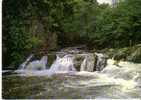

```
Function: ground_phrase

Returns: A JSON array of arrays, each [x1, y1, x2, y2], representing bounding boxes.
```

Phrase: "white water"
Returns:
[[21, 56, 47, 70], [19, 54, 34, 69], [62, 59, 141, 98], [16, 54, 77, 76], [80, 54, 95, 72], [47, 55, 76, 76], [11, 49, 141, 98], [16, 56, 48, 76]]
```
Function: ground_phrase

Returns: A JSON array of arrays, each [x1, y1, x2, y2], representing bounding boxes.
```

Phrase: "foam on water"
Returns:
[[19, 54, 34, 69], [8, 53, 141, 98], [16, 54, 77, 76]]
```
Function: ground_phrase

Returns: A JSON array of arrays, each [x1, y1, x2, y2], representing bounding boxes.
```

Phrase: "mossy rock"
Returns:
[[101, 48, 116, 58], [47, 54, 56, 67], [101, 44, 141, 63], [113, 47, 131, 60], [127, 47, 141, 63]]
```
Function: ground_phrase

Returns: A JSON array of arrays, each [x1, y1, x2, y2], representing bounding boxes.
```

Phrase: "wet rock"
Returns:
[[127, 47, 141, 63], [94, 53, 107, 71], [102, 44, 141, 63], [73, 54, 85, 71], [80, 54, 95, 72], [73, 52, 107, 72]]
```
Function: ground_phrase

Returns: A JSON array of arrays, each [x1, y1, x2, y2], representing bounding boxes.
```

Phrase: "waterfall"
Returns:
[[16, 52, 77, 76], [17, 49, 107, 76], [80, 54, 95, 72], [6, 47, 141, 98], [94, 53, 107, 71], [19, 54, 34, 70], [19, 56, 47, 71], [48, 55, 76, 75], [80, 53, 107, 72]]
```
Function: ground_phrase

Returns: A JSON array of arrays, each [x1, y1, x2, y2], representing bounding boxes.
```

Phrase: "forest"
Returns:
[[2, 0, 141, 99], [2, 0, 141, 69]]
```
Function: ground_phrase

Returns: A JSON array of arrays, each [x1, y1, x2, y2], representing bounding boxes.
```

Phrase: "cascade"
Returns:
[[48, 54, 76, 75], [5, 47, 141, 98], [80, 54, 95, 72], [19, 56, 47, 71], [94, 53, 107, 71], [19, 54, 34, 70]]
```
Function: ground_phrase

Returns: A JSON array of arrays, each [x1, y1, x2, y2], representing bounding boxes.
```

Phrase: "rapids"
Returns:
[[2, 48, 141, 99]]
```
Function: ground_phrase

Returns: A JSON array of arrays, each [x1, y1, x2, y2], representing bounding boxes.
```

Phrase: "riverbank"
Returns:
[[100, 44, 141, 63]]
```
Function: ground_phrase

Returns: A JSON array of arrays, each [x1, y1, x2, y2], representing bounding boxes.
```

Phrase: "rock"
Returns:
[[127, 47, 141, 63], [80, 54, 95, 72], [102, 44, 141, 63], [73, 54, 85, 71], [94, 53, 107, 71], [73, 52, 107, 72]]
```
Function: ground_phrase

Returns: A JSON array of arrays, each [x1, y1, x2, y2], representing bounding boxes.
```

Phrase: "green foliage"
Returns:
[[93, 0, 141, 48], [26, 36, 43, 49], [61, 0, 98, 42], [3, 0, 141, 68], [3, 0, 44, 68], [4, 18, 29, 67], [3, 0, 76, 68]]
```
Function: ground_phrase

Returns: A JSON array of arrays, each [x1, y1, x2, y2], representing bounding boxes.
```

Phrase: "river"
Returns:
[[2, 47, 141, 99]]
